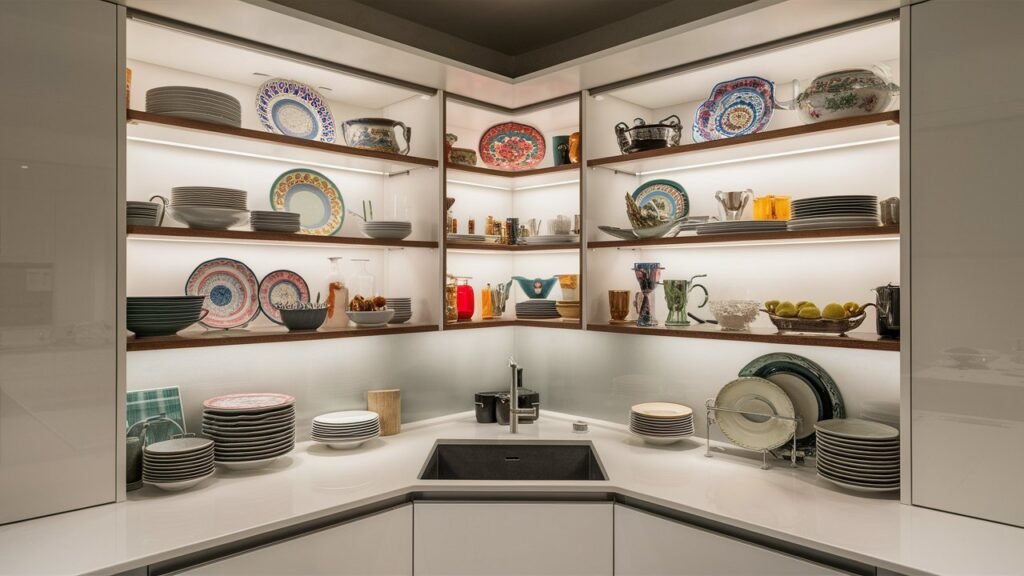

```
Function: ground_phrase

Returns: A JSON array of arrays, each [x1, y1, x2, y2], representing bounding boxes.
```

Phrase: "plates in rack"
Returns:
[[632, 180, 690, 222], [713, 377, 796, 451], [186, 258, 260, 329], [478, 122, 546, 170], [256, 78, 336, 143], [270, 168, 344, 236], [693, 76, 775, 143], [258, 270, 310, 325]]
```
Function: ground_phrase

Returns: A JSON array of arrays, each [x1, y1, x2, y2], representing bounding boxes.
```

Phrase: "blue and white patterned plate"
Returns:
[[185, 258, 260, 330], [631, 179, 689, 222], [256, 78, 336, 143], [693, 76, 775, 142]]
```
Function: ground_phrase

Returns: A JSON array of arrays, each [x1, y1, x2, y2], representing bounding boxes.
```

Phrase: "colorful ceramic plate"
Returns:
[[203, 392, 295, 412], [632, 179, 689, 222], [739, 352, 844, 455], [714, 376, 797, 452], [258, 269, 310, 325], [256, 78, 336, 142], [693, 76, 775, 143], [478, 122, 546, 170], [185, 258, 260, 329], [270, 168, 344, 236]]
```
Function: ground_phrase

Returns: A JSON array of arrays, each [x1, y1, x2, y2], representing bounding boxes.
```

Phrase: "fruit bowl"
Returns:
[[763, 305, 872, 336]]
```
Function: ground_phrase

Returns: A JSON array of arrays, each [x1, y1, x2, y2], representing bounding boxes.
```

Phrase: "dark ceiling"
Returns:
[[267, 0, 762, 77]]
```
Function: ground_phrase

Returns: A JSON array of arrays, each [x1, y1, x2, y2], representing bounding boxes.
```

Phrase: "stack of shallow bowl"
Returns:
[[629, 402, 694, 445], [127, 296, 206, 337], [202, 393, 296, 470], [311, 410, 381, 450], [168, 186, 249, 230], [386, 297, 412, 324], [515, 300, 558, 319], [814, 419, 899, 492], [146, 86, 241, 127], [127, 200, 163, 227], [250, 210, 300, 233], [360, 220, 412, 240], [142, 437, 215, 491]]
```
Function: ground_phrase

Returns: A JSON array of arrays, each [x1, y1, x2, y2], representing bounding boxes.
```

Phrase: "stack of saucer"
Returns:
[[815, 419, 899, 492], [202, 393, 296, 470], [360, 220, 412, 240], [146, 86, 241, 127], [386, 297, 412, 324], [251, 210, 300, 233], [127, 201, 163, 227], [515, 299, 558, 319], [312, 410, 381, 450], [169, 187, 249, 230], [629, 402, 694, 445], [142, 437, 215, 491]]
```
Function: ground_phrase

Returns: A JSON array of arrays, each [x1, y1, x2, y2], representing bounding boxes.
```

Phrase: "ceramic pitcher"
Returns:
[[663, 275, 708, 326], [341, 118, 411, 155]]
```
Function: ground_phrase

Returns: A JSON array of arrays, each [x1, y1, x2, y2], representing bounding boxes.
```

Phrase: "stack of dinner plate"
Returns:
[[127, 295, 206, 337], [788, 195, 880, 231], [360, 220, 412, 240], [142, 437, 215, 491], [202, 393, 296, 470], [696, 220, 788, 235], [386, 297, 412, 324], [146, 86, 241, 127], [169, 187, 249, 230], [523, 234, 579, 245], [312, 410, 381, 450], [629, 402, 694, 445], [814, 418, 899, 492], [127, 200, 163, 227], [250, 210, 300, 233], [515, 299, 559, 319]]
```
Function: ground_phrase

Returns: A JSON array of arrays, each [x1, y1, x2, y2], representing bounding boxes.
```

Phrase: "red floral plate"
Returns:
[[478, 122, 546, 170]]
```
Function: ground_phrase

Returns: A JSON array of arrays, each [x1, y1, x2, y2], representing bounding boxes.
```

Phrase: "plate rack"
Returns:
[[704, 399, 802, 470]]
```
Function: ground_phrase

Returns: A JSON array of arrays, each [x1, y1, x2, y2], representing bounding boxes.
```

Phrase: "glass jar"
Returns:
[[456, 277, 474, 321], [351, 258, 376, 300], [323, 257, 349, 329], [445, 275, 458, 323]]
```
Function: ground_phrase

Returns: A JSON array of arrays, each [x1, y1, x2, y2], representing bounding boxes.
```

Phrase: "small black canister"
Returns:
[[474, 392, 501, 423]]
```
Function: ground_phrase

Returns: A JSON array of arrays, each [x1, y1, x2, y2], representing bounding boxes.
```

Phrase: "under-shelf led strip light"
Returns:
[[127, 136, 391, 176], [607, 235, 899, 250], [635, 136, 899, 176], [445, 179, 512, 191], [515, 179, 580, 191]]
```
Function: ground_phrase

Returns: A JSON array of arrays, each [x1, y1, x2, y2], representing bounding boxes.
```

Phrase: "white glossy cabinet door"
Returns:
[[909, 0, 1024, 527], [178, 505, 412, 575], [614, 505, 845, 576], [413, 502, 613, 576], [0, 0, 119, 524]]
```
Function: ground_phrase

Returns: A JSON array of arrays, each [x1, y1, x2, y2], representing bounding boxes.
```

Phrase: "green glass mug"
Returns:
[[662, 275, 708, 326]]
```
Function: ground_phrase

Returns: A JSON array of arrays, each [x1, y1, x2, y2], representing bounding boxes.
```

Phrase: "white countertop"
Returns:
[[1, 411, 1022, 576]]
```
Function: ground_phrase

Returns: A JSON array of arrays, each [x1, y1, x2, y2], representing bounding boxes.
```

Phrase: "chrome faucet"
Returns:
[[508, 357, 537, 434]]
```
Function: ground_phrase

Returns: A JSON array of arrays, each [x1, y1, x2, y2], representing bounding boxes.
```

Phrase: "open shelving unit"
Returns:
[[126, 323, 438, 351], [586, 322, 898, 351], [127, 225, 439, 249], [588, 225, 899, 250]]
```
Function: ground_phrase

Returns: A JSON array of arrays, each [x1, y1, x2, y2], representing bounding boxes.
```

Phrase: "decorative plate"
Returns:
[[185, 258, 260, 329], [632, 179, 689, 222], [258, 269, 310, 325], [738, 352, 844, 455], [270, 168, 344, 236], [693, 76, 775, 143], [478, 122, 546, 170], [714, 376, 797, 452], [256, 78, 336, 143], [203, 392, 296, 411]]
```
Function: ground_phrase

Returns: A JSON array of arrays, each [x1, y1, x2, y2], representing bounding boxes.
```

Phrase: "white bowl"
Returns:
[[709, 300, 760, 331], [169, 206, 249, 230], [360, 222, 412, 240], [346, 309, 395, 327]]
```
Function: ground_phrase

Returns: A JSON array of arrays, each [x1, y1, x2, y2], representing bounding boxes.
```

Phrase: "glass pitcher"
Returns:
[[323, 257, 349, 330]]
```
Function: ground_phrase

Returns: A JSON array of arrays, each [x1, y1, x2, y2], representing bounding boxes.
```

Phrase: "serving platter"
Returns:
[[693, 76, 775, 142], [478, 122, 546, 170], [256, 77, 336, 142]]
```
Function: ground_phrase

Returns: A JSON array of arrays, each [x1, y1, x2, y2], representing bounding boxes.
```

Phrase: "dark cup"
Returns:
[[553, 135, 570, 165]]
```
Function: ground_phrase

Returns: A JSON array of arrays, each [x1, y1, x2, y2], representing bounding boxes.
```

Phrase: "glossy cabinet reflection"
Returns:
[[0, 0, 119, 523], [910, 0, 1024, 526]]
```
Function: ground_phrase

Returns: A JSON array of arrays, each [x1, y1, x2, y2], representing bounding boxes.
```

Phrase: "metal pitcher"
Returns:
[[715, 190, 754, 221], [874, 283, 900, 338]]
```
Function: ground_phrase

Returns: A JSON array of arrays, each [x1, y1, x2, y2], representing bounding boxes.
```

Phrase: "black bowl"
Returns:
[[279, 308, 328, 331]]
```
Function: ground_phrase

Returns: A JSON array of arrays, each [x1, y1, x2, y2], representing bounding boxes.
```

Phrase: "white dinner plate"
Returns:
[[714, 377, 796, 451]]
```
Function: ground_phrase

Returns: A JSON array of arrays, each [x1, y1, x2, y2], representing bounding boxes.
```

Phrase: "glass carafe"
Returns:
[[324, 257, 349, 330], [351, 258, 377, 300]]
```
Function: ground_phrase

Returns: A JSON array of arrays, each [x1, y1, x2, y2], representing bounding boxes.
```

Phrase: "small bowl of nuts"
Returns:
[[346, 295, 395, 328]]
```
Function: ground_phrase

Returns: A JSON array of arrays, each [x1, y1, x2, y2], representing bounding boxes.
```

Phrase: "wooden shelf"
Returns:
[[127, 323, 438, 351], [586, 322, 898, 351], [445, 162, 580, 178], [587, 111, 899, 174], [127, 110, 438, 174], [127, 225, 439, 249], [444, 318, 581, 330], [446, 240, 580, 252], [588, 225, 899, 249]]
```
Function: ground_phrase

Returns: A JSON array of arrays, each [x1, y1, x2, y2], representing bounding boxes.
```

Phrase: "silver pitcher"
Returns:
[[715, 189, 754, 221]]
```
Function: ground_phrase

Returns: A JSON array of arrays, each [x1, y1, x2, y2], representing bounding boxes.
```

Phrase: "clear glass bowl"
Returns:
[[709, 300, 760, 331]]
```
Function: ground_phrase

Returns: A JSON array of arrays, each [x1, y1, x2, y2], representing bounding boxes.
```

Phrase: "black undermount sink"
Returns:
[[418, 440, 608, 481]]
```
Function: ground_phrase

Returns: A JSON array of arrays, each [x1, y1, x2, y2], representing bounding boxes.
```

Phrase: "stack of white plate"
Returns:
[[146, 86, 241, 127], [169, 187, 249, 230], [251, 210, 300, 233], [202, 393, 296, 470], [815, 418, 899, 492], [127, 200, 162, 227], [696, 220, 789, 235], [515, 299, 559, 319], [523, 234, 579, 245], [629, 402, 694, 445], [788, 195, 880, 231], [142, 437, 215, 491], [360, 220, 412, 240], [312, 410, 381, 449], [386, 297, 412, 324]]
